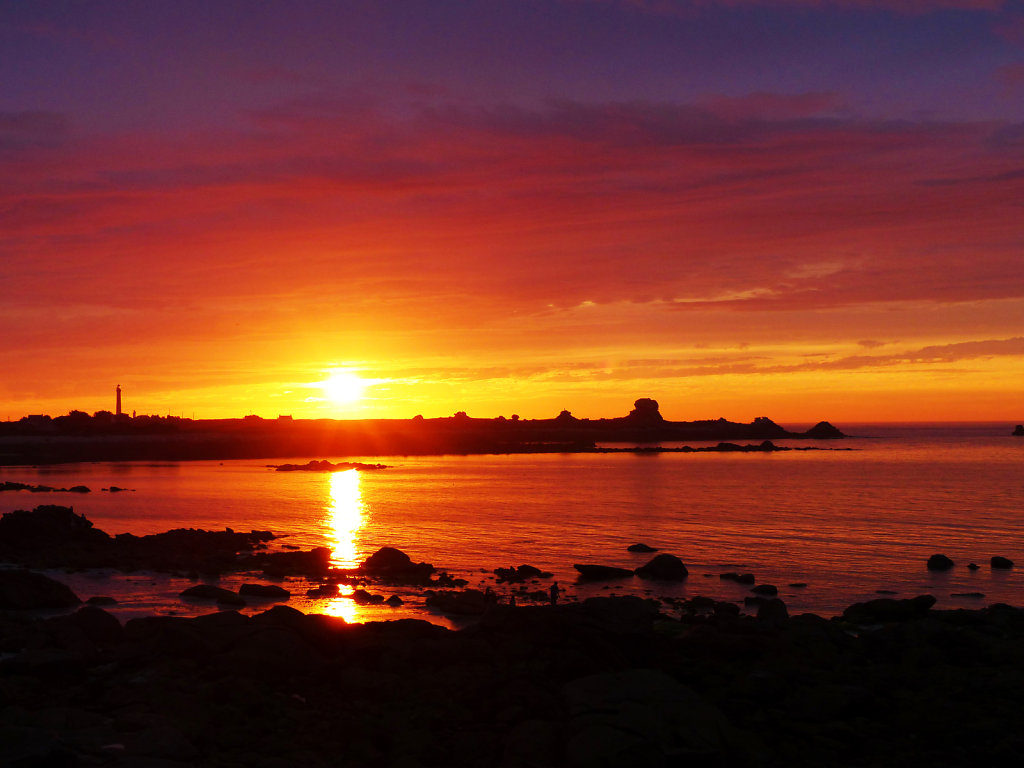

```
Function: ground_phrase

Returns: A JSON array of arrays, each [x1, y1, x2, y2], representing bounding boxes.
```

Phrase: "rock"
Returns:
[[180, 584, 246, 606], [804, 421, 845, 438], [385, 594, 403, 606], [736, 573, 755, 584], [0, 505, 110, 554], [1013, 424, 1024, 436], [65, 605, 123, 645], [927, 554, 955, 571], [627, 543, 658, 553], [714, 601, 741, 618], [238, 583, 291, 599], [968, 562, 980, 570], [352, 588, 385, 605], [494, 564, 553, 583], [251, 547, 332, 577], [562, 669, 738, 765], [425, 589, 487, 615], [788, 582, 807, 588], [842, 594, 936, 623], [634, 553, 688, 580], [757, 598, 789, 624], [573, 563, 635, 580], [0, 569, 81, 609], [751, 584, 778, 596], [362, 547, 436, 583], [86, 595, 118, 605], [991, 556, 1014, 569]]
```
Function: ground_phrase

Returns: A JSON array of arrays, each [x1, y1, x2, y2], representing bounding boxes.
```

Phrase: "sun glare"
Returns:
[[321, 371, 366, 405]]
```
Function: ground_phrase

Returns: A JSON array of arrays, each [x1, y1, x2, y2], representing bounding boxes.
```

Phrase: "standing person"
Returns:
[[549, 581, 560, 606]]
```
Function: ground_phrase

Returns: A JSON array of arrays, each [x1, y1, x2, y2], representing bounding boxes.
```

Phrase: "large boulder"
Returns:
[[627, 543, 657, 553], [927, 554, 955, 571], [991, 556, 1014, 569], [362, 547, 435, 583], [238, 583, 291, 599], [573, 563, 634, 581], [842, 594, 936, 624], [0, 569, 81, 609], [634, 554, 688, 580]]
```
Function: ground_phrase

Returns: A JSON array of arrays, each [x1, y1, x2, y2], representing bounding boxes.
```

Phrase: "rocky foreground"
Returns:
[[2, 585, 1024, 768]]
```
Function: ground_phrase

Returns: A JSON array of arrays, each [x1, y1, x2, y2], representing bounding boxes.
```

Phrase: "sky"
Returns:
[[2, 0, 1023, 424]]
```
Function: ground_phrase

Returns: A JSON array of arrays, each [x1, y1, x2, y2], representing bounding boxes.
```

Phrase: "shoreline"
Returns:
[[3, 591, 1023, 766]]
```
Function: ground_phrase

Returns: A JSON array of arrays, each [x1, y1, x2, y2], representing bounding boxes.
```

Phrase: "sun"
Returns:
[[321, 371, 366, 405]]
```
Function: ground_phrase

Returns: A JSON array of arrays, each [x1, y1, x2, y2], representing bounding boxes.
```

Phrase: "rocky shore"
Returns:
[[2, 504, 1023, 766], [3, 583, 1024, 767]]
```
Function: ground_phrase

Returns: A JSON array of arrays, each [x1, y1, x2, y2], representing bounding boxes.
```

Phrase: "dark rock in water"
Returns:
[[1013, 424, 1024, 436], [425, 589, 487, 615], [363, 547, 436, 584], [757, 598, 789, 623], [68, 485, 90, 493], [494, 564, 552, 583], [719, 572, 739, 581], [385, 594, 403, 606], [86, 595, 118, 606], [573, 563, 635, 581], [0, 504, 110, 554], [967, 563, 980, 570], [991, 556, 1014, 569], [751, 584, 778, 596], [842, 594, 936, 623], [180, 585, 245, 606], [0, 569, 81, 609], [927, 554, 955, 571], [634, 553, 688, 580], [736, 573, 755, 585], [239, 583, 291, 599], [352, 588, 386, 605], [627, 543, 658, 553], [804, 420, 846, 438], [952, 592, 985, 598], [788, 582, 808, 588], [249, 547, 332, 577]]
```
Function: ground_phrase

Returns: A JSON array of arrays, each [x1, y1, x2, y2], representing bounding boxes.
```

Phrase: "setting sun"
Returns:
[[321, 371, 366, 406]]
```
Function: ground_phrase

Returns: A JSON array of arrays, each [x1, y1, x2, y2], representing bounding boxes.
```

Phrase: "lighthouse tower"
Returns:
[[116, 385, 122, 416]]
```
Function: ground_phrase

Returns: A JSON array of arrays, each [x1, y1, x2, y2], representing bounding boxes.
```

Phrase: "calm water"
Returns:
[[2, 423, 1022, 624]]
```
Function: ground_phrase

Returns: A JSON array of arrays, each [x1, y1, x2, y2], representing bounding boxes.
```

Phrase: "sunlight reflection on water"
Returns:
[[326, 469, 365, 569]]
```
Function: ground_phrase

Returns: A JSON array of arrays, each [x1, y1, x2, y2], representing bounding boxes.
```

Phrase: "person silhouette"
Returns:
[[549, 581, 560, 606]]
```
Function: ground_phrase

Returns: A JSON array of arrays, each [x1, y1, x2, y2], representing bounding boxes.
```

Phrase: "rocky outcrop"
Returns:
[[0, 569, 80, 609], [991, 556, 1014, 569], [362, 547, 436, 584], [634, 553, 688, 580], [493, 564, 552, 583], [842, 594, 936, 623], [927, 554, 955, 571], [573, 563, 635, 580], [272, 460, 387, 472], [627, 543, 657, 553]]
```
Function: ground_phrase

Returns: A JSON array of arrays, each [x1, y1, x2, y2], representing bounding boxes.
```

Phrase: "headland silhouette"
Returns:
[[0, 398, 843, 465]]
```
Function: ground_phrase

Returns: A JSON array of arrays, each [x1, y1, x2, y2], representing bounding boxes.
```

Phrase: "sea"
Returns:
[[2, 423, 1022, 627]]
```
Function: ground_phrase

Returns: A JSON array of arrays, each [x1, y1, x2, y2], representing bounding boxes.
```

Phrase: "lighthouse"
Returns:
[[116, 385, 122, 416]]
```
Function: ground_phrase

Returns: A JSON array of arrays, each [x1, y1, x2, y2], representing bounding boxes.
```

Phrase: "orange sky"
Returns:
[[2, 2, 1023, 425]]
